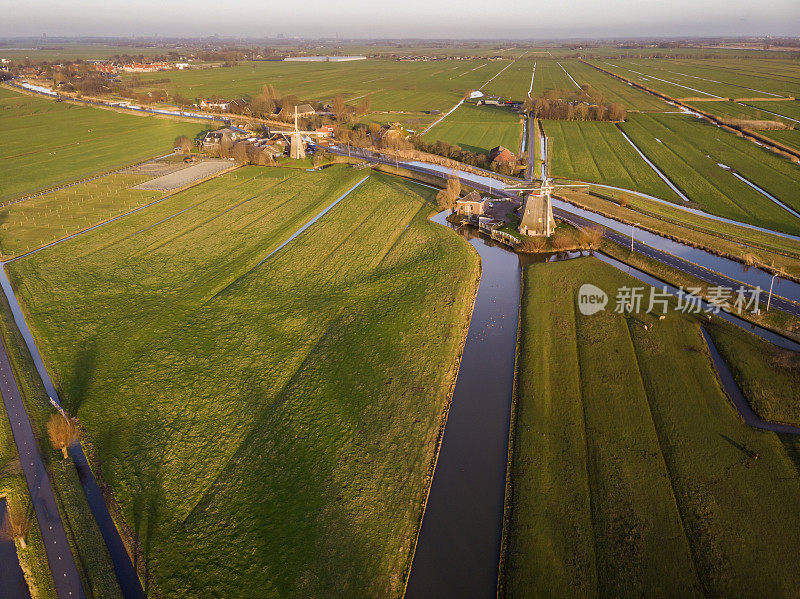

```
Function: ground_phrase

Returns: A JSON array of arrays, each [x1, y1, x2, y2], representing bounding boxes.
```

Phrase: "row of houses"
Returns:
[[93, 62, 190, 74]]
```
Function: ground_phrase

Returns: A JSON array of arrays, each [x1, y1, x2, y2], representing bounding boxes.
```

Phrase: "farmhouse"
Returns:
[[200, 99, 231, 111], [456, 190, 489, 216], [202, 127, 243, 148], [279, 104, 316, 118], [488, 146, 517, 164]]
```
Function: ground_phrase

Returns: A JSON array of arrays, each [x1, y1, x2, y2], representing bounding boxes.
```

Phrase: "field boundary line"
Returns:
[[5, 163, 240, 262], [580, 61, 800, 164], [622, 320, 705, 589], [615, 126, 692, 202], [0, 151, 177, 207], [556, 61, 581, 89]]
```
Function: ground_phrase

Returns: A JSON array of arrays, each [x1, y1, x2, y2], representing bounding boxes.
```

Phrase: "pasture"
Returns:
[[620, 113, 800, 234], [542, 119, 680, 201], [503, 256, 800, 597], [530, 60, 578, 96], [7, 165, 480, 598], [555, 60, 671, 111], [0, 87, 204, 201], [424, 103, 523, 154], [481, 58, 536, 101], [127, 58, 506, 114], [595, 58, 800, 99]]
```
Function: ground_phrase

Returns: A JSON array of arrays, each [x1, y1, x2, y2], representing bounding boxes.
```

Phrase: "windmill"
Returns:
[[271, 106, 330, 159], [504, 138, 587, 237]]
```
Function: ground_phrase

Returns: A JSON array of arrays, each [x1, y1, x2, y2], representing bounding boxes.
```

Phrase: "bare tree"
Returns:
[[46, 414, 78, 459], [1, 501, 30, 549], [332, 94, 348, 122], [232, 141, 250, 164], [219, 135, 234, 159], [519, 236, 547, 253], [578, 226, 604, 251], [174, 135, 192, 153], [436, 176, 461, 214]]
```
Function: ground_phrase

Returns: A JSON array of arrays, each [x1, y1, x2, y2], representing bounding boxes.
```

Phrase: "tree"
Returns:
[[358, 96, 371, 115], [232, 141, 250, 164], [332, 94, 348, 122], [519, 236, 546, 253], [219, 135, 234, 159], [1, 501, 30, 549], [46, 414, 78, 459], [174, 135, 192, 153], [436, 176, 461, 214], [578, 226, 604, 251]]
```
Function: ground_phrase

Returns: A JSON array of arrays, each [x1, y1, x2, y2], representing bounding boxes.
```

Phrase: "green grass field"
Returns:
[[706, 321, 800, 426], [594, 59, 800, 99], [620, 113, 800, 234], [543, 119, 681, 201], [685, 100, 798, 124], [424, 103, 523, 154], [557, 60, 671, 111], [503, 256, 800, 597], [530, 60, 578, 96], [6, 164, 480, 597], [0, 87, 205, 201], [481, 58, 535, 101], [126, 59, 502, 115], [746, 100, 800, 121]]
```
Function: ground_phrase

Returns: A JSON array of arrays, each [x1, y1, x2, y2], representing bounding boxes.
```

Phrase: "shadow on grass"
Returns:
[[62, 337, 97, 415]]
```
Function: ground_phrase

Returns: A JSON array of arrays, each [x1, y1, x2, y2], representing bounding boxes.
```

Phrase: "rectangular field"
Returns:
[[556, 60, 671, 111], [541, 119, 680, 201], [424, 103, 523, 154], [620, 113, 800, 234], [503, 257, 800, 597], [0, 87, 204, 201], [7, 165, 480, 598]]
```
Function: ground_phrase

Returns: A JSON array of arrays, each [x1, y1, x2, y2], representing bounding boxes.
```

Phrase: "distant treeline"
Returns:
[[522, 86, 626, 122]]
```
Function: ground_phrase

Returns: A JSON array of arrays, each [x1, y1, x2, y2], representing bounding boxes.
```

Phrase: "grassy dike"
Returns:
[[501, 256, 800, 597]]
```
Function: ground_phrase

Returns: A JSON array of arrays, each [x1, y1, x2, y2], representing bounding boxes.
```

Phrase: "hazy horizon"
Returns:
[[1, 0, 798, 40]]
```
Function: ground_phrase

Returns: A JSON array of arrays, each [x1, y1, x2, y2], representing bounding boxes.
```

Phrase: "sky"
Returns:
[[1, 0, 798, 39]]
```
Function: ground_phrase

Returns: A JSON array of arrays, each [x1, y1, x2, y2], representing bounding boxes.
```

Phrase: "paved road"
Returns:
[[0, 268, 145, 599], [554, 208, 800, 318], [0, 341, 85, 598], [524, 116, 535, 181], [0, 498, 32, 599]]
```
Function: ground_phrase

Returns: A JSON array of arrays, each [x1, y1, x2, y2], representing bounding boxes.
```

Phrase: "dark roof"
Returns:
[[489, 146, 516, 163], [459, 189, 483, 204]]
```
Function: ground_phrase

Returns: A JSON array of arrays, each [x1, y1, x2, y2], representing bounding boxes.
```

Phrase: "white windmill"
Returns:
[[271, 106, 330, 159]]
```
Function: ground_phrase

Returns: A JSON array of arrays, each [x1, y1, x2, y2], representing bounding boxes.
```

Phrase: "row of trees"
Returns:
[[522, 86, 626, 122], [0, 413, 77, 549]]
